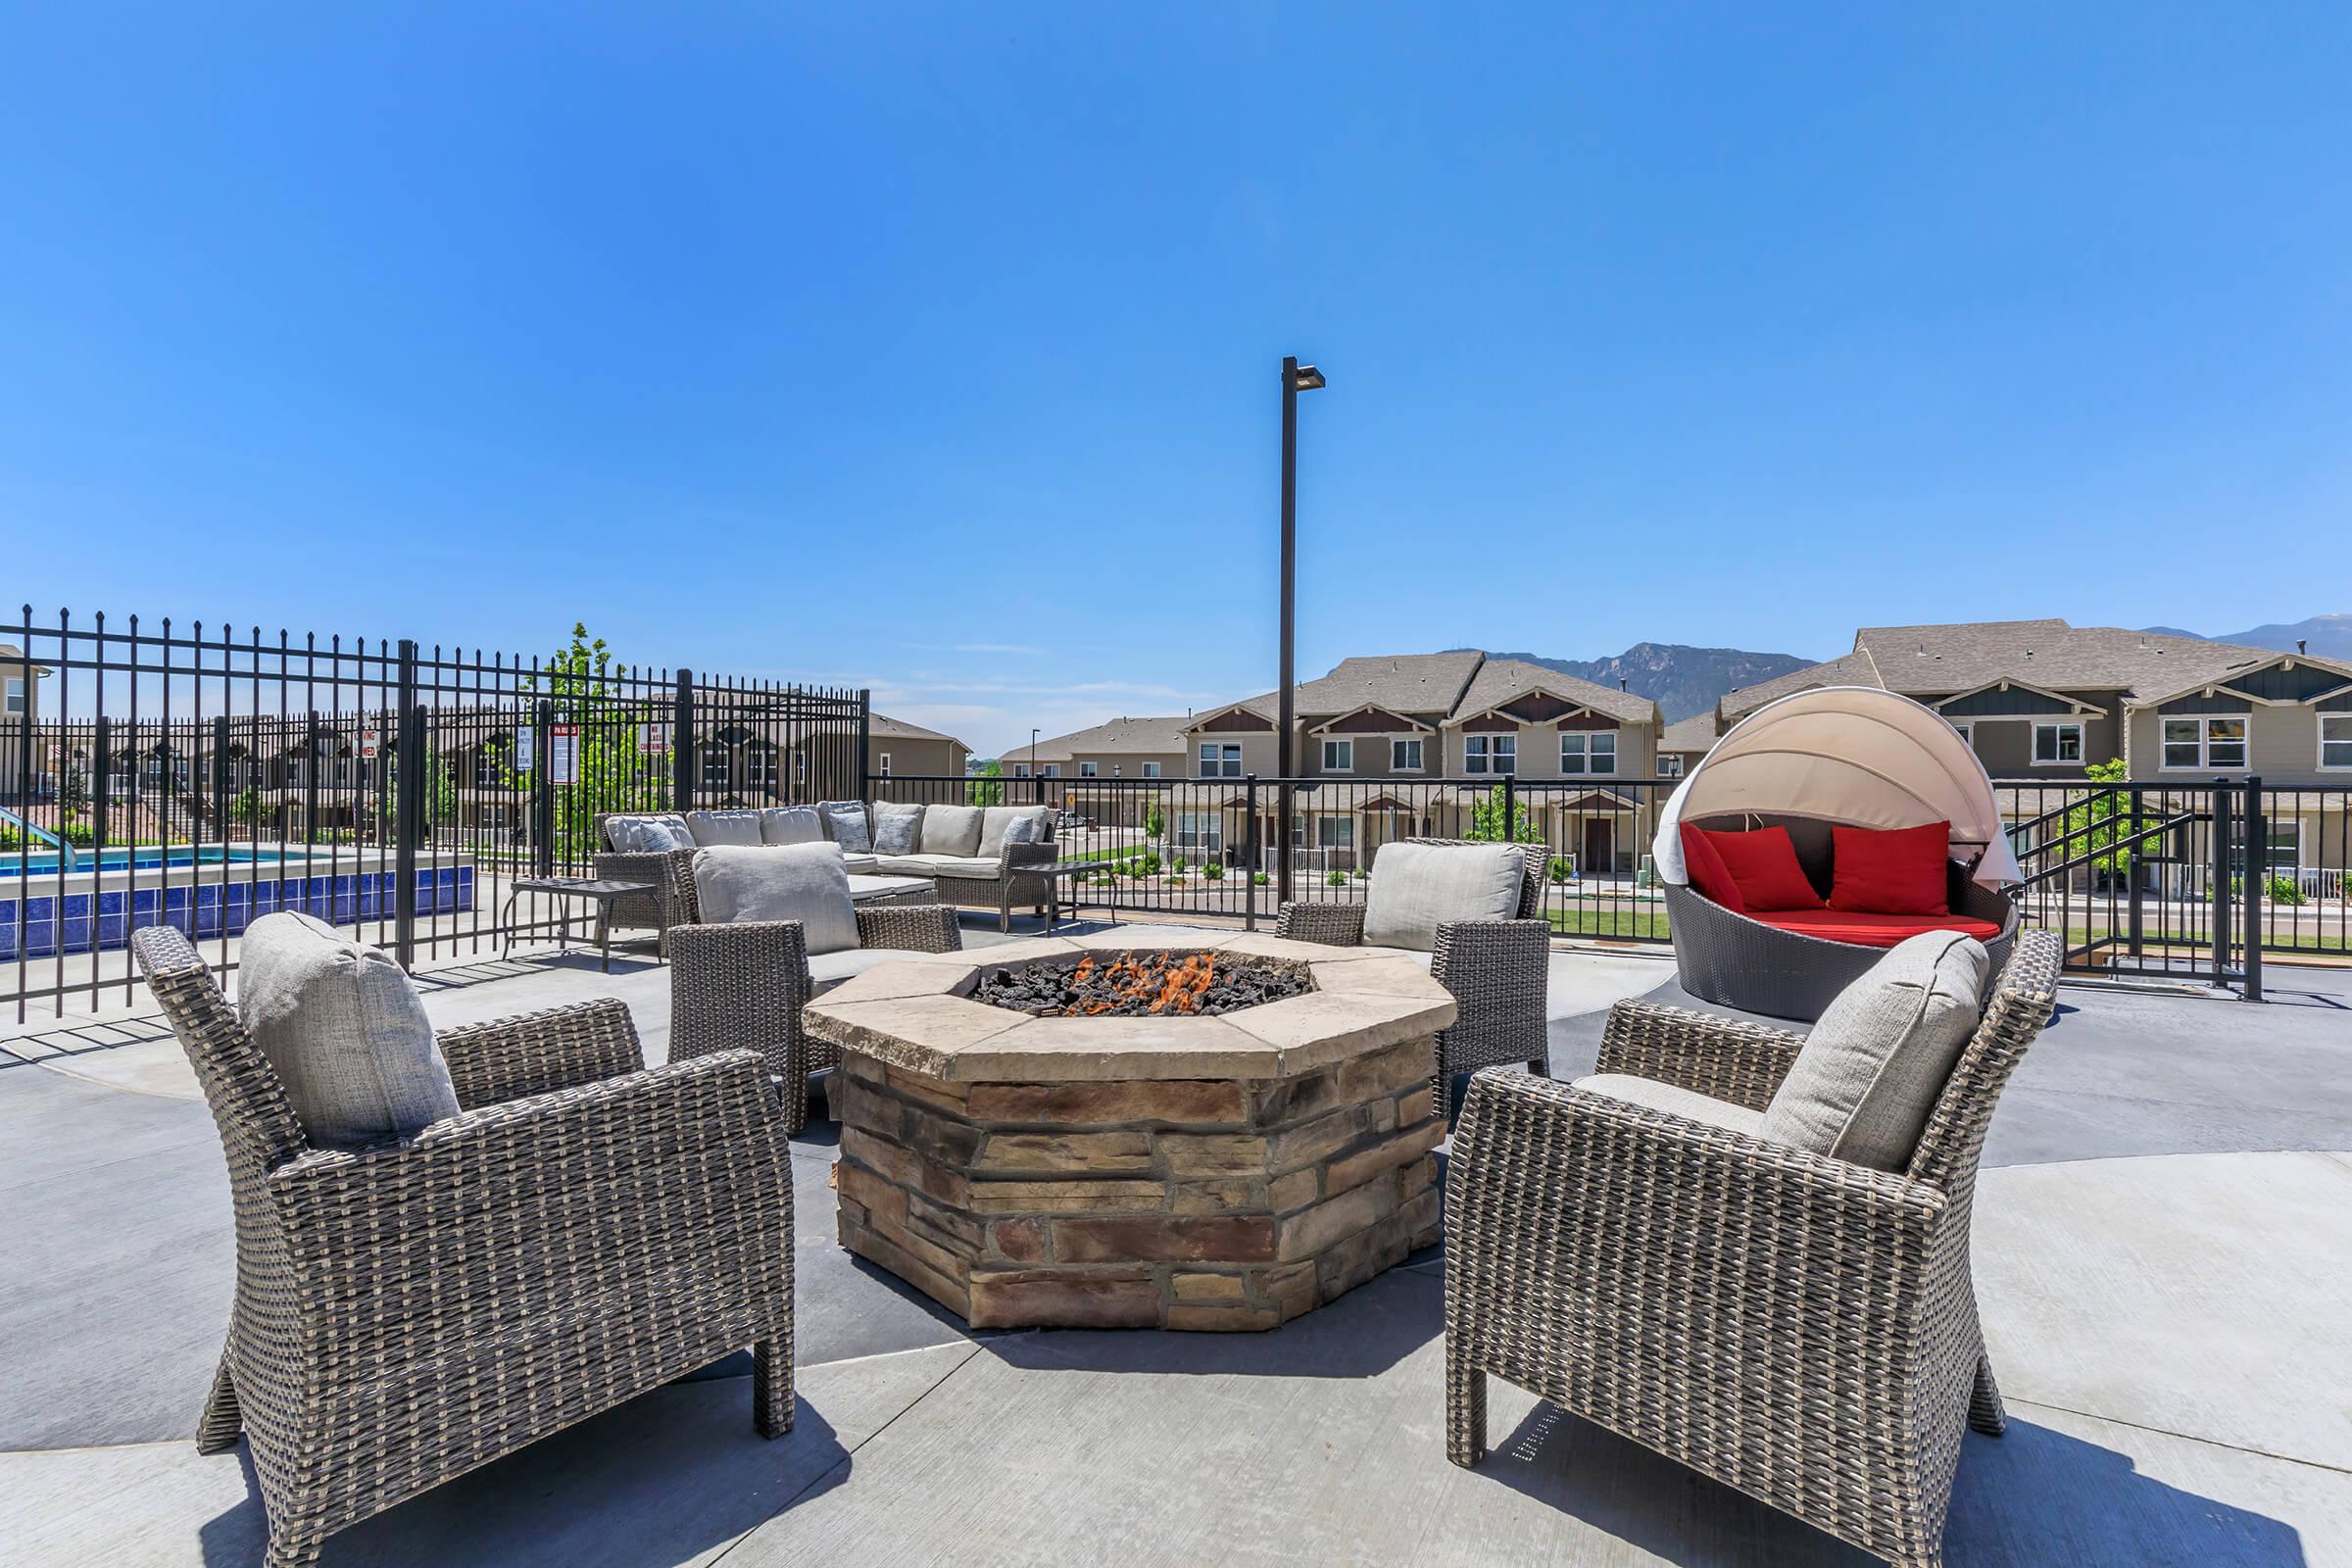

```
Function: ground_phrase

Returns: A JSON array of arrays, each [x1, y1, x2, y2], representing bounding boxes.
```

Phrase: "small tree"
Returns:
[[1144, 801, 1166, 840], [59, 760, 89, 822], [2058, 758, 2143, 886], [520, 623, 662, 867], [967, 760, 1006, 807], [1463, 784, 1540, 845]]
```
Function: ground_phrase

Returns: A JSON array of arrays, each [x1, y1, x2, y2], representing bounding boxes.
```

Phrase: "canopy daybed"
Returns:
[[1653, 686, 2024, 1020]]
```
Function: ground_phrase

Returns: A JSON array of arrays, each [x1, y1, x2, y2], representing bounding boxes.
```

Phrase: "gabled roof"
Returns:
[[1719, 648, 1884, 720], [2129, 650, 2352, 712], [1856, 620, 2275, 700], [1308, 704, 1433, 735], [1659, 712, 1721, 754], [867, 712, 970, 749], [1288, 653, 1486, 717], [1023, 714, 1193, 762], [1452, 657, 1655, 725]]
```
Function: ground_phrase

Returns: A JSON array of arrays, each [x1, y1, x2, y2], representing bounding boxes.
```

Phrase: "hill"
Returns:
[[2137, 613, 2352, 662], [1474, 643, 1814, 723]]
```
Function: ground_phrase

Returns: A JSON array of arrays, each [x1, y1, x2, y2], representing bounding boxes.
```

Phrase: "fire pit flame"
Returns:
[[975, 950, 1309, 1018]]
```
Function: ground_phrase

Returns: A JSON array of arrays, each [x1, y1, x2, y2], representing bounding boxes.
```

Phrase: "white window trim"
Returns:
[[2321, 713, 2352, 771], [1492, 734, 1517, 775], [2031, 721, 2084, 766], [1141, 761, 1160, 779], [1043, 763, 1060, 778], [1199, 741, 1242, 779], [1463, 735, 1490, 774], [877, 752, 892, 778], [1321, 739, 1352, 772], [1656, 753, 1683, 778], [2160, 714, 2250, 771], [1560, 729, 1619, 776], [1390, 737, 1423, 772], [3, 677, 24, 714], [1951, 721, 1972, 747], [1079, 760, 1098, 778]]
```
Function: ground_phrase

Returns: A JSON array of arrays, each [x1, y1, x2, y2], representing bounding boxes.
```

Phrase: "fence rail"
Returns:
[[5, 607, 865, 1019]]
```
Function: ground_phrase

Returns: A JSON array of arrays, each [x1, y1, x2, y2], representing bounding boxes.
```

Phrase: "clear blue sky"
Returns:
[[6, 5, 2347, 756]]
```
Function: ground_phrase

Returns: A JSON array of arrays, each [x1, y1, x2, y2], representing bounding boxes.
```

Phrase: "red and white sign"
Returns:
[[640, 722, 670, 756], [359, 727, 379, 760], [550, 725, 580, 786]]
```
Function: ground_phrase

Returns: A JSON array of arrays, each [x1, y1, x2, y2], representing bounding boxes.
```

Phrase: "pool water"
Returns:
[[1, 846, 307, 879]]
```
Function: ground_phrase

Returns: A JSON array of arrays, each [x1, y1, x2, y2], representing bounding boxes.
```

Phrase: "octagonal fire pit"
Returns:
[[802, 931, 1455, 1332]]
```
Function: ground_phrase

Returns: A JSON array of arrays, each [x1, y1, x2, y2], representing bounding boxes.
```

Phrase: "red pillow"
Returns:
[[1695, 825, 1824, 911], [1829, 821, 1952, 915], [1678, 822, 1747, 913]]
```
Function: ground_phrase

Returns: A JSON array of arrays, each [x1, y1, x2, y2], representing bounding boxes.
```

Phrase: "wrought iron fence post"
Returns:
[[532, 698, 555, 878], [2242, 777, 2264, 1002], [1502, 774, 1516, 846], [672, 668, 695, 811], [1277, 779, 1293, 909], [393, 639, 420, 970], [1244, 774, 1259, 931], [92, 714, 110, 851], [2127, 784, 2144, 962], [2210, 778, 2230, 987], [210, 714, 229, 841], [857, 689, 871, 802]]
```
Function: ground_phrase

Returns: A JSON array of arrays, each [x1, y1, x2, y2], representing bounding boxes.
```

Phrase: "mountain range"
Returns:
[[1473, 643, 1813, 723], [2138, 613, 2352, 662]]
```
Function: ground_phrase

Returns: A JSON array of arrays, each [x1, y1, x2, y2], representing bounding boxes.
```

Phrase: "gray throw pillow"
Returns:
[[607, 813, 690, 853], [1758, 931, 1990, 1171], [237, 910, 459, 1149], [819, 801, 873, 854], [978, 805, 1051, 858], [684, 808, 764, 847], [872, 801, 925, 856], [690, 844, 860, 956], [918, 803, 984, 857], [1360, 841, 1526, 953], [760, 806, 823, 846], [1003, 809, 1050, 848]]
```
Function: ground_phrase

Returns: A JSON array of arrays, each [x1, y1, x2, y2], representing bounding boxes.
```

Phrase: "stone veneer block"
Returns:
[[815, 929, 1457, 1332]]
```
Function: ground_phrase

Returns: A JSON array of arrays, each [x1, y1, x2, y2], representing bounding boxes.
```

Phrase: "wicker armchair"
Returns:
[[665, 847, 963, 1134], [131, 925, 794, 1568], [1276, 837, 1549, 1115], [1444, 929, 2062, 1568], [591, 811, 684, 950]]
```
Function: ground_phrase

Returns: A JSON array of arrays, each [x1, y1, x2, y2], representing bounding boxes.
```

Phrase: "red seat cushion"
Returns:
[[1678, 823, 1747, 914], [1830, 821, 1952, 916], [1694, 825, 1824, 911], [1749, 908, 2004, 949]]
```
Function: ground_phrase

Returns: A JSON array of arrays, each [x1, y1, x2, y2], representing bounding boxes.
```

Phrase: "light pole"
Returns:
[[1277, 355, 1325, 908], [1030, 728, 1040, 802]]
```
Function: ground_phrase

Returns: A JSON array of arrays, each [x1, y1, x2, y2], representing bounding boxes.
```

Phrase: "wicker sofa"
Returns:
[[132, 925, 794, 1568], [1667, 812, 2021, 1022], [1445, 929, 2062, 1568], [1276, 837, 1550, 1116], [666, 853, 964, 1134]]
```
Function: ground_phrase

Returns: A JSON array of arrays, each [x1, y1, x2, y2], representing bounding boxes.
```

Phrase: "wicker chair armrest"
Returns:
[[593, 850, 674, 887], [1593, 1000, 1808, 1112], [437, 997, 644, 1110], [269, 1050, 789, 1300], [1002, 840, 1057, 872], [1276, 901, 1367, 947], [668, 919, 812, 1070], [663, 846, 702, 926], [855, 903, 963, 955], [1430, 917, 1552, 1005]]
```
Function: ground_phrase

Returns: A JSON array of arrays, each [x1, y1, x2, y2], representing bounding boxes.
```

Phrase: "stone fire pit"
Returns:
[[801, 931, 1455, 1332]]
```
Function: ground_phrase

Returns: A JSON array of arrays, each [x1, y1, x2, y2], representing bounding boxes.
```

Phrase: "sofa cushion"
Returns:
[[978, 806, 1052, 858], [1758, 930, 1989, 1170], [607, 813, 692, 853], [1677, 822, 1747, 913], [872, 802, 925, 856], [819, 801, 873, 855], [1361, 841, 1526, 953], [690, 843, 859, 956], [840, 853, 880, 875], [684, 808, 764, 848], [809, 947, 931, 989], [760, 806, 824, 846], [919, 804, 985, 857], [1748, 909, 2005, 949], [876, 853, 1000, 879], [237, 910, 459, 1150], [1573, 1073, 1766, 1140], [1829, 820, 1952, 916], [1695, 824, 1824, 911], [847, 873, 934, 904]]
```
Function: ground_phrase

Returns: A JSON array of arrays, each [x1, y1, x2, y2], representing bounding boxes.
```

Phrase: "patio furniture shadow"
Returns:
[[196, 1377, 855, 1568], [982, 1259, 1442, 1381], [1477, 1400, 2307, 1568]]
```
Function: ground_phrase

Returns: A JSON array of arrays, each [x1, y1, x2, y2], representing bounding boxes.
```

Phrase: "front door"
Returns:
[[1582, 818, 1613, 877]]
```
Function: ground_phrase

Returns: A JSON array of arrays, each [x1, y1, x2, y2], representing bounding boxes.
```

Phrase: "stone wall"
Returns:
[[833, 1035, 1444, 1331]]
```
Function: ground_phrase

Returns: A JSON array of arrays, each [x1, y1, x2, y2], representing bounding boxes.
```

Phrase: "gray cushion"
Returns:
[[872, 802, 925, 856], [1361, 842, 1527, 953], [819, 801, 873, 855], [847, 873, 933, 904], [977, 806, 1051, 858], [1573, 1073, 1766, 1140], [760, 806, 824, 846], [918, 804, 984, 857], [684, 808, 764, 848], [839, 853, 881, 875], [236, 911, 458, 1150], [607, 813, 690, 853], [690, 843, 860, 956], [1759, 931, 1990, 1171], [924, 855, 1002, 880], [809, 947, 931, 989]]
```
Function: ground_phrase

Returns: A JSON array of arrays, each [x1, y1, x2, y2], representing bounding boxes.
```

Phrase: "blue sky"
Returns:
[[5, 5, 2348, 756]]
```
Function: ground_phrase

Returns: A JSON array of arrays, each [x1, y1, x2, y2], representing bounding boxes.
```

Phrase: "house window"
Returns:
[[1142, 761, 1160, 779], [474, 747, 505, 789], [1465, 734, 1514, 773], [2163, 715, 2248, 770], [1493, 735, 1517, 774], [2324, 714, 2352, 769], [1656, 754, 1684, 778], [1080, 760, 1098, 778], [1391, 738, 1423, 771], [481, 803, 507, 832], [1321, 739, 1352, 771], [703, 748, 730, 791], [1560, 731, 1617, 774], [1291, 812, 1304, 847], [1044, 764, 1060, 778], [747, 746, 777, 789], [876, 752, 892, 779], [1317, 817, 1354, 850], [2033, 722, 2083, 765], [1013, 764, 1030, 777], [1200, 742, 1241, 779], [1951, 721, 1973, 747], [1174, 812, 1222, 854], [3, 677, 23, 714]]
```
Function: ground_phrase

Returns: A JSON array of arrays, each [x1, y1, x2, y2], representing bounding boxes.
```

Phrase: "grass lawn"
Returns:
[[1546, 906, 1673, 941]]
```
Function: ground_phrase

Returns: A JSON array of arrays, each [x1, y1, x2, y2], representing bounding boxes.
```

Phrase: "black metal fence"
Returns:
[[4, 607, 865, 1019]]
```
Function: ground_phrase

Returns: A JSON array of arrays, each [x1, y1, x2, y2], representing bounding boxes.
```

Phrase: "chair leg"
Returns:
[[754, 1338, 795, 1439], [778, 1068, 809, 1137], [1445, 1334, 1487, 1468], [1970, 1351, 2008, 1437], [195, 1348, 241, 1454]]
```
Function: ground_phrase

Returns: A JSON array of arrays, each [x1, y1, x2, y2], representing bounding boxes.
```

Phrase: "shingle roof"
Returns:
[[868, 712, 968, 748], [1288, 652, 1487, 716], [1023, 714, 1193, 763], [1854, 621, 2269, 699], [1453, 657, 1656, 725], [1659, 712, 1721, 754], [1719, 648, 1885, 719]]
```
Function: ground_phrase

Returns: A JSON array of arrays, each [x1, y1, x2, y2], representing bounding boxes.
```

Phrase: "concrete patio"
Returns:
[[4, 920, 2347, 1567]]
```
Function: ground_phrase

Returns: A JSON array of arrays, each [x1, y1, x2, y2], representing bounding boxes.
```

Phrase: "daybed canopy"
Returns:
[[1653, 686, 2024, 890]]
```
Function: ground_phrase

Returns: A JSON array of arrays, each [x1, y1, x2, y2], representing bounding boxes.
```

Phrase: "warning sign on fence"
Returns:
[[640, 722, 669, 756], [359, 727, 379, 760], [514, 727, 535, 774], [550, 726, 579, 786]]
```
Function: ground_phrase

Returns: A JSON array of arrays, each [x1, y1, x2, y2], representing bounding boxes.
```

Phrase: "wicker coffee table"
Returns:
[[500, 876, 657, 971]]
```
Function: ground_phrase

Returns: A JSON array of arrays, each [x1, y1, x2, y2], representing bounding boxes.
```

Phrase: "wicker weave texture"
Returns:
[[1444, 929, 2061, 1568], [132, 925, 796, 1568]]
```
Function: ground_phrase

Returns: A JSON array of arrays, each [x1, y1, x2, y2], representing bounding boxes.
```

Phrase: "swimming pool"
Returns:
[[0, 858, 475, 958], [1, 845, 300, 879]]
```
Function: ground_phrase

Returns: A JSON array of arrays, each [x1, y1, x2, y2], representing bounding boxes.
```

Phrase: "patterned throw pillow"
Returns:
[[872, 802, 924, 856], [819, 801, 873, 855]]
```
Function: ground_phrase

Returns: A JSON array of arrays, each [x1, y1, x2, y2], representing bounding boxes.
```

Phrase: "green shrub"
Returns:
[[1253, 872, 1270, 885], [1202, 862, 1224, 881], [59, 821, 97, 847], [2266, 874, 2307, 906], [1547, 856, 1574, 883], [1140, 852, 1161, 875], [1326, 870, 1348, 887]]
